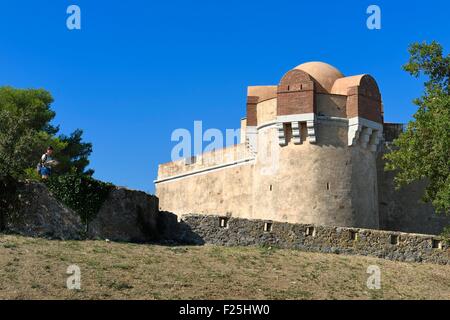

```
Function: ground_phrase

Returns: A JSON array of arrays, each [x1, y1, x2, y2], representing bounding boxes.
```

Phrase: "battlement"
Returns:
[[156, 143, 252, 182], [244, 62, 384, 153]]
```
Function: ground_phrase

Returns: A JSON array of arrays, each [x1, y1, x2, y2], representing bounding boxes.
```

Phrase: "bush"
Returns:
[[442, 226, 450, 245], [0, 176, 20, 231], [45, 171, 114, 231]]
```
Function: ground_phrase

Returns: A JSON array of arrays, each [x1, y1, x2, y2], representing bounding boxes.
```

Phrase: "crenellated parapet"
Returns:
[[348, 117, 383, 152]]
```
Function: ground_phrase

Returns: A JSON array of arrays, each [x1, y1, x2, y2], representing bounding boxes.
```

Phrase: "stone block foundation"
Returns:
[[166, 214, 449, 265]]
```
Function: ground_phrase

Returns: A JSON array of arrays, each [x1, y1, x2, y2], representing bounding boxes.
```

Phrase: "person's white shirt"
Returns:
[[41, 154, 56, 168]]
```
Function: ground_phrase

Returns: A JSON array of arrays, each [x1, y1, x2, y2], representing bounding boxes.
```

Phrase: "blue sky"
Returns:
[[0, 0, 449, 193]]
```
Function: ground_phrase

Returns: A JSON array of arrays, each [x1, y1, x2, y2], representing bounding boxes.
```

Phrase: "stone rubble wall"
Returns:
[[5, 182, 160, 242], [166, 214, 450, 265], [4, 182, 450, 265], [88, 187, 159, 242], [6, 182, 83, 240]]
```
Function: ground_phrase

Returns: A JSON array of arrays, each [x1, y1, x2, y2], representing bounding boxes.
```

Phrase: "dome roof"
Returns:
[[331, 75, 366, 95], [294, 61, 344, 93]]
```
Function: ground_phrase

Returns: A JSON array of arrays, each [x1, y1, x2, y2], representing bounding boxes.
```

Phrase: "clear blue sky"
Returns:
[[0, 0, 449, 193]]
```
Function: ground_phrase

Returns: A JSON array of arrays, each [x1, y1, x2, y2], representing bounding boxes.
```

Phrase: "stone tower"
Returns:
[[247, 62, 383, 228], [155, 61, 384, 229]]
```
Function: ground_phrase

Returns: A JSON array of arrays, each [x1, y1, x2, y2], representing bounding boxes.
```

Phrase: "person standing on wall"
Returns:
[[37, 146, 58, 180]]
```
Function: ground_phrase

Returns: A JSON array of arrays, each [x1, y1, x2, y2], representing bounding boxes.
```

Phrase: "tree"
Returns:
[[0, 86, 93, 179], [0, 87, 57, 179], [56, 129, 94, 176], [0, 87, 94, 229], [384, 41, 450, 214]]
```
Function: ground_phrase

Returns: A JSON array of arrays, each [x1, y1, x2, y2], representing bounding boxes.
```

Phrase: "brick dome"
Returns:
[[294, 61, 344, 93]]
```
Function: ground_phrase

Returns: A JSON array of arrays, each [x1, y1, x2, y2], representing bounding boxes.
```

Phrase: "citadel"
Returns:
[[6, 61, 449, 264], [155, 61, 450, 236]]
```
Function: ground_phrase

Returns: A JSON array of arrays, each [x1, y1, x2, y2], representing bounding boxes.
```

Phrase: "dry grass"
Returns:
[[0, 234, 449, 300]]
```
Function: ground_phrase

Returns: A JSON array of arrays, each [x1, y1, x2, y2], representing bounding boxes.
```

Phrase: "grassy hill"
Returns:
[[0, 234, 449, 300]]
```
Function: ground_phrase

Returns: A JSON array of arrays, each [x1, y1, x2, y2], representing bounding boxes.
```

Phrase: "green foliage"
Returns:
[[23, 168, 41, 181], [56, 129, 94, 176], [442, 226, 450, 244], [0, 87, 56, 179], [45, 171, 114, 229], [0, 86, 93, 180], [441, 226, 450, 246], [384, 41, 450, 214], [0, 176, 20, 231], [0, 86, 98, 227], [403, 41, 450, 94]]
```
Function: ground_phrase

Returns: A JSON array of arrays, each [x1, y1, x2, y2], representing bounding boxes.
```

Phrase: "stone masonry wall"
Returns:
[[5, 182, 449, 265], [6, 182, 83, 240], [166, 214, 450, 265], [3, 182, 159, 242], [88, 187, 159, 243], [377, 148, 450, 235]]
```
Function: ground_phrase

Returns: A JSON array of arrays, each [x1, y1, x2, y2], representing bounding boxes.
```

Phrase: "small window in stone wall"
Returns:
[[390, 234, 399, 245], [349, 230, 358, 241], [264, 222, 273, 232], [432, 239, 442, 249], [305, 226, 315, 237], [219, 217, 229, 228], [326, 182, 330, 191], [269, 184, 273, 191]]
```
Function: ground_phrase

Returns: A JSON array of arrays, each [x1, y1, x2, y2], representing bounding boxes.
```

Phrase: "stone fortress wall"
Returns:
[[156, 143, 255, 218], [166, 214, 449, 265], [8, 181, 449, 265], [155, 62, 450, 238], [157, 143, 251, 180], [155, 61, 414, 232], [377, 143, 450, 236]]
